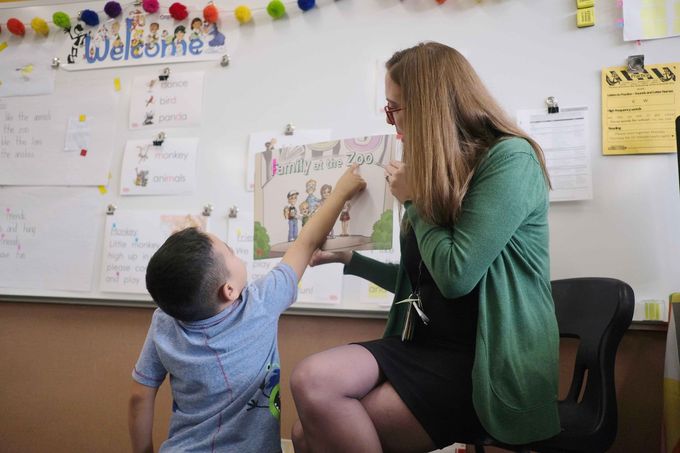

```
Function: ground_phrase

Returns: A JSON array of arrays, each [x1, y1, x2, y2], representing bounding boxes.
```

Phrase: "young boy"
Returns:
[[128, 165, 365, 453]]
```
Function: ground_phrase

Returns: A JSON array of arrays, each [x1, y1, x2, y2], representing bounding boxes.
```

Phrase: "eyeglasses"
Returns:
[[384, 105, 403, 126]]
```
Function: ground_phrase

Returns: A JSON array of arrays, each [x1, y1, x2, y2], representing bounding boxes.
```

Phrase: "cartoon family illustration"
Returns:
[[283, 179, 351, 242]]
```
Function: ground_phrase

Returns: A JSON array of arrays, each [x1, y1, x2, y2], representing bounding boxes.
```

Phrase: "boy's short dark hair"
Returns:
[[146, 227, 227, 322]]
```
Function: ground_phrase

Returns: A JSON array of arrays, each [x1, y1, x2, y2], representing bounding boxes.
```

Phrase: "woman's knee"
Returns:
[[290, 355, 329, 403]]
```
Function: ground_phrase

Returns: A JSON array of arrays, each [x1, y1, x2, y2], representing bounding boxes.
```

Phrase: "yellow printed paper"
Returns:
[[601, 63, 679, 155]]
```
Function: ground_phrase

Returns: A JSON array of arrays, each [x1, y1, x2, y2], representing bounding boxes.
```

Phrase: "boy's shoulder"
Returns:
[[245, 262, 299, 313]]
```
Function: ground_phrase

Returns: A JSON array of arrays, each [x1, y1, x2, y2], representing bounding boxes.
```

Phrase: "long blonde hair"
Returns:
[[387, 42, 550, 227]]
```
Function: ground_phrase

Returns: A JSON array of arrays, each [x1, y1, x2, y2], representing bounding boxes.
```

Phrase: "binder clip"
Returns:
[[153, 132, 165, 146], [627, 55, 645, 74], [228, 205, 239, 219], [159, 67, 170, 81], [202, 203, 214, 217], [220, 54, 230, 67], [284, 123, 295, 136], [106, 204, 117, 215], [546, 96, 559, 114], [51, 57, 60, 69]]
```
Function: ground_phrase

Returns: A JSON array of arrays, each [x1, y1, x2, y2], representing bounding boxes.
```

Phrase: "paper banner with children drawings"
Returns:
[[100, 210, 208, 294], [228, 211, 343, 305], [120, 137, 198, 196], [254, 134, 396, 259], [129, 72, 204, 129], [58, 4, 233, 70]]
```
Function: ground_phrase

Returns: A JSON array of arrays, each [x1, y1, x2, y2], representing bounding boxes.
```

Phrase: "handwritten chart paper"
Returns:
[[517, 107, 593, 201], [129, 72, 204, 129], [120, 138, 198, 195], [0, 82, 117, 185], [0, 187, 101, 291], [100, 210, 208, 294], [0, 35, 58, 97]]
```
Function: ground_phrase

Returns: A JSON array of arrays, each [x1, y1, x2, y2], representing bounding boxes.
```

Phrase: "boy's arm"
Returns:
[[282, 164, 365, 280], [128, 380, 160, 453]]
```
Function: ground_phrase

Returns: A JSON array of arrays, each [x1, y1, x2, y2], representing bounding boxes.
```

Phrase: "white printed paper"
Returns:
[[64, 117, 92, 152], [623, 0, 680, 41], [120, 138, 198, 195], [129, 71, 204, 129], [0, 187, 101, 291], [516, 106, 593, 202], [100, 210, 208, 294]]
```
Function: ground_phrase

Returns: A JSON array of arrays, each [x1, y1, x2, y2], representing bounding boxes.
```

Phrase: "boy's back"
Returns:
[[133, 263, 297, 453]]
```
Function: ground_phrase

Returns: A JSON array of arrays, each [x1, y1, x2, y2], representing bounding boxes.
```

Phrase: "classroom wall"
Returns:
[[0, 301, 666, 452]]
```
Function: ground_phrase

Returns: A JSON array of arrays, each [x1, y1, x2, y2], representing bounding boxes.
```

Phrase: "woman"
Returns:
[[290, 42, 560, 452]]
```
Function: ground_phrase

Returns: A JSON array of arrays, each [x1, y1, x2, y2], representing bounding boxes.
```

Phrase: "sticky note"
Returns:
[[114, 78, 121, 92], [79, 114, 86, 122], [0, 42, 7, 52], [98, 185, 108, 194], [577, 7, 595, 27], [576, 0, 594, 8]]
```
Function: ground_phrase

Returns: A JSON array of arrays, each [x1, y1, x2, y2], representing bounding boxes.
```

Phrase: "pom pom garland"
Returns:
[[298, 0, 316, 11], [7, 18, 26, 36], [234, 5, 252, 24], [267, 0, 286, 19], [169, 3, 189, 21], [53, 12, 71, 30], [203, 3, 219, 23], [31, 17, 49, 37], [104, 1, 122, 18], [143, 0, 160, 14], [80, 9, 100, 26]]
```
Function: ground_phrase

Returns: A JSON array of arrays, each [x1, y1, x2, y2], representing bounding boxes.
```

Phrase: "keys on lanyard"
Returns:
[[399, 291, 429, 342]]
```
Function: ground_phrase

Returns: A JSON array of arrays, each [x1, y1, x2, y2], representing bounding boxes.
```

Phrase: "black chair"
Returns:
[[473, 277, 635, 453]]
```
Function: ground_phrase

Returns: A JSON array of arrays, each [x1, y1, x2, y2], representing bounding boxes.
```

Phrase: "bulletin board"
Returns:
[[0, 0, 678, 317]]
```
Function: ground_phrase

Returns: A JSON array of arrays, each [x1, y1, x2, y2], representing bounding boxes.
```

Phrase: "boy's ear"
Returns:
[[218, 282, 238, 302]]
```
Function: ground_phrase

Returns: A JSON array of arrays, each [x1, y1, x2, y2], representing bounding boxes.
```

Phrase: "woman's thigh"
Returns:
[[291, 344, 383, 400]]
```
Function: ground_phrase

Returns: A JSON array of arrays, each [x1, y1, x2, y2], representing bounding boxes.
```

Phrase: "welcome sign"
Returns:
[[59, 6, 232, 70]]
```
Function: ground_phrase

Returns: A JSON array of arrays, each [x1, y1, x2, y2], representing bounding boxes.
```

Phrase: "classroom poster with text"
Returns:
[[0, 187, 101, 291], [120, 138, 199, 195], [129, 71, 204, 129], [58, 5, 234, 70], [100, 210, 208, 294]]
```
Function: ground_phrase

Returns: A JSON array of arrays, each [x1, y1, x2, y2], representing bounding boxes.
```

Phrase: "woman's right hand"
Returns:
[[335, 164, 366, 201], [309, 249, 352, 267]]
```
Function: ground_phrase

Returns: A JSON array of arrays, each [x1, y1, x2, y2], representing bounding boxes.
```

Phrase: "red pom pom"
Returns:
[[436, 0, 447, 3], [143, 0, 160, 14], [7, 18, 26, 36], [169, 2, 189, 21], [203, 4, 219, 23]]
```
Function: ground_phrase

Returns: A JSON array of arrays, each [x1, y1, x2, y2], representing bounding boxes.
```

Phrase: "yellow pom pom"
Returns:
[[234, 5, 252, 24], [31, 17, 50, 37]]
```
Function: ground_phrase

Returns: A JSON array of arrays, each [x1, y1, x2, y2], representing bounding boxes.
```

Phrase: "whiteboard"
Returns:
[[0, 0, 678, 316]]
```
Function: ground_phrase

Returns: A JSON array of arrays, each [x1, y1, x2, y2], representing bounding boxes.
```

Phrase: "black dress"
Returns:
[[357, 227, 487, 448]]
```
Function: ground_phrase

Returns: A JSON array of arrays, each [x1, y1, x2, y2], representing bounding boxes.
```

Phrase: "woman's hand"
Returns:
[[309, 249, 352, 267], [385, 160, 412, 204], [335, 164, 367, 201]]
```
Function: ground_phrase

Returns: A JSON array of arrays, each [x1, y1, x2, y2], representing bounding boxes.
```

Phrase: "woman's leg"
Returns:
[[361, 381, 437, 453], [290, 344, 383, 453]]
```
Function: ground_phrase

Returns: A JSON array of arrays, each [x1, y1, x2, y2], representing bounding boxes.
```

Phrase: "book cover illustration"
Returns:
[[253, 134, 396, 259]]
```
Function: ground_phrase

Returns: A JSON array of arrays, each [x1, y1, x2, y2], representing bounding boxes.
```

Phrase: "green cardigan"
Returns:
[[344, 137, 560, 444]]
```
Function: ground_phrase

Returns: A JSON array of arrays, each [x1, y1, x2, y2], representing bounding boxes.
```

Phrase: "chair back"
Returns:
[[545, 277, 635, 452]]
